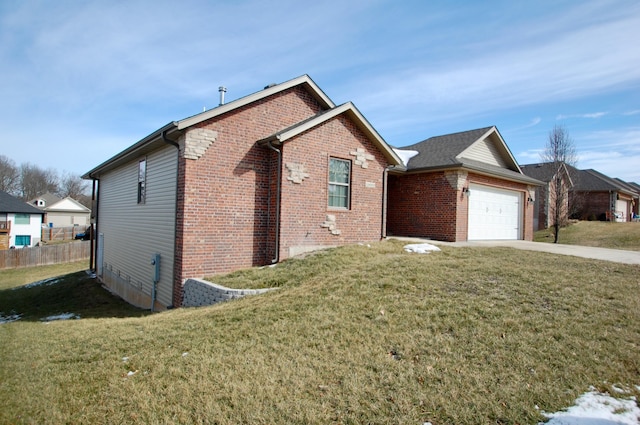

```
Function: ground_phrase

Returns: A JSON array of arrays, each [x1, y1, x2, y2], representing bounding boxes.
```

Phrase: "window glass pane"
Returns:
[[14, 214, 30, 225], [138, 159, 146, 204], [328, 185, 348, 208], [15, 235, 31, 246], [328, 158, 350, 209], [329, 159, 349, 184]]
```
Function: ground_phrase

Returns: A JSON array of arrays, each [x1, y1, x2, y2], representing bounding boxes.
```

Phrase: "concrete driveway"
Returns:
[[391, 237, 640, 265]]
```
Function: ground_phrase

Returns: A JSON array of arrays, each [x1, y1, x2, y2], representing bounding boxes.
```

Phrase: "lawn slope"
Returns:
[[1, 240, 638, 424]]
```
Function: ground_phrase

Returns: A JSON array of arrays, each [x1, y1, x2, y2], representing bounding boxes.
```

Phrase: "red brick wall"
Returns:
[[387, 172, 460, 241], [573, 191, 612, 220], [172, 87, 392, 306], [173, 86, 327, 306], [278, 114, 387, 260], [387, 171, 534, 242]]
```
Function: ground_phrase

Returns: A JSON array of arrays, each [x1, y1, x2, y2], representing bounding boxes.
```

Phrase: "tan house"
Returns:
[[31, 193, 91, 227]]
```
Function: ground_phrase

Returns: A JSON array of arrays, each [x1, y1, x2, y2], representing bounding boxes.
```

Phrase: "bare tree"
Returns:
[[58, 171, 89, 199], [0, 155, 20, 195], [540, 124, 578, 243], [19, 163, 59, 201]]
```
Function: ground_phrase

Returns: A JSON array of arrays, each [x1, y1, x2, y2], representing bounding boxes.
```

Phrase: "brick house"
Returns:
[[520, 162, 574, 230], [83, 75, 402, 309], [567, 167, 639, 221], [387, 127, 541, 241]]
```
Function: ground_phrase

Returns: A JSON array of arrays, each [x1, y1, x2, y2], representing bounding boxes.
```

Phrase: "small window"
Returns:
[[328, 158, 351, 209], [14, 214, 30, 225], [137, 158, 147, 204], [15, 235, 31, 246]]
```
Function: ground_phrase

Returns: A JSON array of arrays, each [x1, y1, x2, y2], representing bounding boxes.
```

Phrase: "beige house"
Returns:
[[31, 193, 91, 227]]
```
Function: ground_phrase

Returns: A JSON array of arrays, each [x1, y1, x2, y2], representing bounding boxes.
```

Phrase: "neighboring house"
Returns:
[[568, 167, 638, 222], [520, 162, 574, 231], [0, 190, 44, 249], [83, 75, 403, 310], [30, 192, 91, 227], [387, 127, 541, 242]]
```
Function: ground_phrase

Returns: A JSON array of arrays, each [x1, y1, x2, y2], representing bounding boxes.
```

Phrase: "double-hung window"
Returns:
[[328, 158, 351, 209], [137, 158, 147, 204]]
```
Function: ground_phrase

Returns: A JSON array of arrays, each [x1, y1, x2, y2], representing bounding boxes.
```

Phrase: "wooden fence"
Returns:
[[41, 226, 89, 242], [0, 241, 90, 270]]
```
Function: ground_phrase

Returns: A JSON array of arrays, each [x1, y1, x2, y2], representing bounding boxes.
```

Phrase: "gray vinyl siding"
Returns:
[[98, 145, 177, 307], [459, 137, 507, 167]]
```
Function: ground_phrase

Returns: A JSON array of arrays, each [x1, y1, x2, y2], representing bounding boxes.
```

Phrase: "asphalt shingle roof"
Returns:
[[0, 190, 45, 214], [401, 127, 494, 170]]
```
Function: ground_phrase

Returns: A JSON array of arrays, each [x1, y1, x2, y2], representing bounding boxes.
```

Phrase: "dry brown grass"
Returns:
[[1, 240, 639, 424], [534, 220, 640, 250]]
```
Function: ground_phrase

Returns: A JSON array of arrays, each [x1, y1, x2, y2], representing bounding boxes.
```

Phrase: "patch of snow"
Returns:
[[392, 148, 419, 167], [541, 389, 640, 425], [40, 313, 80, 322], [0, 312, 22, 324], [17, 277, 62, 290], [404, 243, 441, 254]]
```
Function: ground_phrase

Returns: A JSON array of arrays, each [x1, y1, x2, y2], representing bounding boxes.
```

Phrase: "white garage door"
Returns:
[[468, 184, 522, 240]]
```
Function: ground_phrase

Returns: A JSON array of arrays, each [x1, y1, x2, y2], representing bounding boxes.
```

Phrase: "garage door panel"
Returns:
[[468, 184, 522, 240]]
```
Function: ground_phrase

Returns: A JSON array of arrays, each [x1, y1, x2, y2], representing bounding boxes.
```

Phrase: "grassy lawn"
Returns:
[[534, 220, 640, 250], [1, 240, 639, 424]]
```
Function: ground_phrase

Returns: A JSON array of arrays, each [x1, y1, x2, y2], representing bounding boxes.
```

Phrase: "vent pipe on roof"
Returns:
[[218, 86, 227, 106]]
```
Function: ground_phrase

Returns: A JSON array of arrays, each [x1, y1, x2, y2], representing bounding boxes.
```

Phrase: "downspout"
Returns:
[[162, 129, 180, 309], [89, 178, 97, 271], [266, 139, 282, 263]]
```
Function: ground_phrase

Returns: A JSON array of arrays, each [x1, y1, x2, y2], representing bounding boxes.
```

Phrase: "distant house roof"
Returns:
[[30, 192, 62, 209], [520, 162, 574, 186], [0, 190, 45, 215], [395, 126, 541, 185], [571, 168, 637, 196]]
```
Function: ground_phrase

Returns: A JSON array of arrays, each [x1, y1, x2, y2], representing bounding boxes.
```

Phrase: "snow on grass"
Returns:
[[541, 388, 640, 425], [403, 243, 441, 254], [40, 313, 80, 323], [0, 312, 22, 324], [18, 277, 63, 290]]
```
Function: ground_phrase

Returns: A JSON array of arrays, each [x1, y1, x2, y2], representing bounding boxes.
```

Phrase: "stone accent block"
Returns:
[[350, 147, 375, 169], [182, 129, 218, 160], [286, 162, 310, 184]]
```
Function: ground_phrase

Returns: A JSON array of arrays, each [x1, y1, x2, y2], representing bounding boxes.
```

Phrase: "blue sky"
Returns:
[[1, 0, 639, 182]]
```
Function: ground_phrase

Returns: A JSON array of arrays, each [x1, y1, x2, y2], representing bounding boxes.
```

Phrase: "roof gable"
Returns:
[[177, 75, 335, 130], [47, 197, 91, 212], [257, 102, 402, 166], [394, 126, 538, 185]]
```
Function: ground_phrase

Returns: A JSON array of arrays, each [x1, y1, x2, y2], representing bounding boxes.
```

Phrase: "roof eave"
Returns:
[[82, 122, 179, 179]]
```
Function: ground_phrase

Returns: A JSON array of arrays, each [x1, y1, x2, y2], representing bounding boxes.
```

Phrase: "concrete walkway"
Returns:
[[390, 237, 640, 265]]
